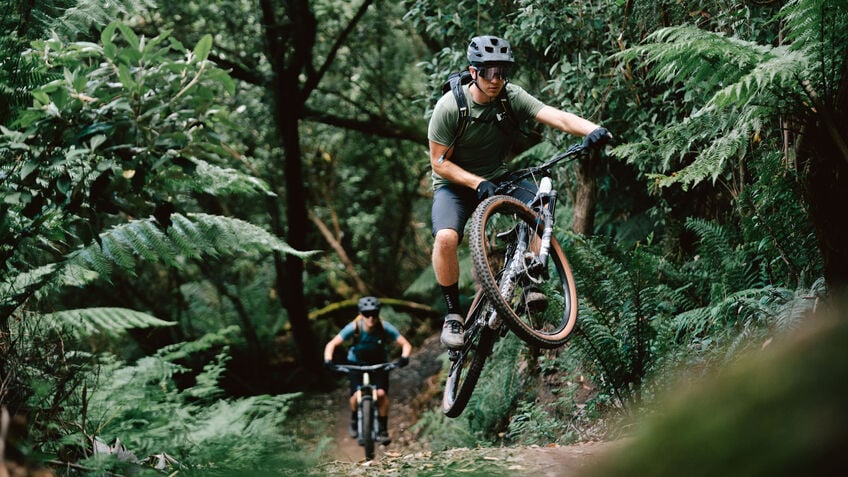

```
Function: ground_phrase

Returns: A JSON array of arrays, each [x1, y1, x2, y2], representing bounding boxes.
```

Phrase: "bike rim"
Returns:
[[471, 196, 578, 348]]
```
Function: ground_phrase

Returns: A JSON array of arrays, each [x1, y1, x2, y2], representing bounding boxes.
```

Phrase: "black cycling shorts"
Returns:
[[348, 369, 390, 396], [431, 176, 537, 240]]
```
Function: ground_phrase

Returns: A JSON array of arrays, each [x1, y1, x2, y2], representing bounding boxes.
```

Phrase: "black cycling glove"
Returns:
[[583, 127, 612, 148], [476, 180, 497, 201], [398, 356, 410, 368]]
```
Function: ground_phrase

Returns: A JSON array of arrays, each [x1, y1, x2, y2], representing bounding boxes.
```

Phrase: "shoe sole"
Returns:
[[441, 337, 464, 350]]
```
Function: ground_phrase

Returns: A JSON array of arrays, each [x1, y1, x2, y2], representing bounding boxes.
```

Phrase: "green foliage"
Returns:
[[42, 307, 175, 338], [462, 333, 524, 436], [415, 334, 526, 448], [1, 14, 318, 474], [736, 150, 821, 288], [562, 211, 823, 410], [612, 0, 848, 190], [563, 235, 672, 406], [582, 314, 848, 477], [1, 0, 155, 123], [506, 399, 571, 446], [64, 328, 313, 474]]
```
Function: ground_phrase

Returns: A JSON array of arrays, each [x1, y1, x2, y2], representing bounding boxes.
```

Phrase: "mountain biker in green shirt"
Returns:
[[323, 296, 412, 444], [428, 35, 612, 349]]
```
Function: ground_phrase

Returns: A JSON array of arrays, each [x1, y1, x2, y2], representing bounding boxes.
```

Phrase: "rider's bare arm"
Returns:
[[396, 335, 412, 359], [534, 106, 599, 137], [429, 140, 488, 191], [323, 334, 343, 362]]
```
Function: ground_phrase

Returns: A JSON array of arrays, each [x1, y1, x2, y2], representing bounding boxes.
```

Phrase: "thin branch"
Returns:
[[308, 210, 368, 295], [302, 108, 427, 144], [302, 0, 375, 97]]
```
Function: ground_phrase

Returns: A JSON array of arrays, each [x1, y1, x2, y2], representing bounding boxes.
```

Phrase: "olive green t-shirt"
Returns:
[[428, 82, 545, 190]]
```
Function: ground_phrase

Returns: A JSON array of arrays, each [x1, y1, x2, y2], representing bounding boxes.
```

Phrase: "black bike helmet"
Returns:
[[357, 296, 381, 314], [467, 35, 514, 66]]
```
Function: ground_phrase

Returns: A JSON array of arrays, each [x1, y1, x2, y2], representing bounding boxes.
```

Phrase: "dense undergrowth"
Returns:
[[3, 0, 843, 475]]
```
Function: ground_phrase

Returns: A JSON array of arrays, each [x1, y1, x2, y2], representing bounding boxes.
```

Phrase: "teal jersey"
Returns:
[[339, 319, 401, 364], [428, 82, 545, 190]]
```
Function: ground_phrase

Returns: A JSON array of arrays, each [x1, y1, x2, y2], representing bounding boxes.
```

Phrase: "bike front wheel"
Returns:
[[442, 290, 498, 417], [470, 195, 578, 348], [360, 397, 375, 459]]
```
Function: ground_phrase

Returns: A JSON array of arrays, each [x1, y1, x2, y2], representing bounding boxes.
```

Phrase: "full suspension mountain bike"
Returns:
[[330, 361, 400, 460], [442, 142, 588, 418]]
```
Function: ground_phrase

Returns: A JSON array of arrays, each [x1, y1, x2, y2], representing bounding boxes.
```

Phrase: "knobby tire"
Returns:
[[441, 291, 497, 417], [361, 397, 375, 460], [470, 195, 578, 348]]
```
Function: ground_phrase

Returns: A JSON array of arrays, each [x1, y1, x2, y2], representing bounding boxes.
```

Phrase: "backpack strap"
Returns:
[[351, 316, 386, 346], [453, 76, 518, 138], [352, 316, 362, 344], [495, 88, 518, 130], [436, 71, 521, 164], [448, 71, 471, 140]]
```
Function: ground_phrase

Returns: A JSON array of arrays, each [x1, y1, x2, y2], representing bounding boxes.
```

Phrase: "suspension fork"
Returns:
[[497, 225, 530, 308], [532, 177, 557, 266], [356, 373, 376, 436]]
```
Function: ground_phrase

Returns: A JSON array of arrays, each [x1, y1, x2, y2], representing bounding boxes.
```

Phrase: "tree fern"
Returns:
[[612, 0, 844, 189], [66, 213, 315, 277]]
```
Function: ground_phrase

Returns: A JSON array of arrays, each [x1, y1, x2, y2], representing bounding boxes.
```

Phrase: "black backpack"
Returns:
[[441, 70, 518, 142]]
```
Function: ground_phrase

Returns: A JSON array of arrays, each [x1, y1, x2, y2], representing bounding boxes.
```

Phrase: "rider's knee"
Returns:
[[434, 229, 460, 251]]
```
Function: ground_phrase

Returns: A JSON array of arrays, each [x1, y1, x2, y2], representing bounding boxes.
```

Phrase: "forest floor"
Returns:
[[295, 333, 625, 476]]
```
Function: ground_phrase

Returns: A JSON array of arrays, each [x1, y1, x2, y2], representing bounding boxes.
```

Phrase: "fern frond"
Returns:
[[780, 0, 848, 49], [685, 218, 733, 269], [709, 48, 807, 109], [155, 325, 240, 362], [614, 22, 813, 189], [652, 117, 749, 188], [49, 0, 157, 41], [42, 307, 175, 338], [187, 213, 310, 258], [671, 306, 714, 339], [185, 158, 275, 197], [183, 349, 231, 402], [66, 214, 316, 277], [619, 25, 774, 92]]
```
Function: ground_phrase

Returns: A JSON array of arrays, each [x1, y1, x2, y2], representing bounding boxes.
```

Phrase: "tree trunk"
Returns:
[[799, 59, 848, 309], [571, 151, 600, 235], [802, 131, 848, 307], [261, 0, 321, 377]]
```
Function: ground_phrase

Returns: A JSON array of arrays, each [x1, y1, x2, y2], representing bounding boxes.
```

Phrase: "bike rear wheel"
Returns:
[[361, 397, 375, 460], [470, 195, 578, 348], [441, 291, 497, 417]]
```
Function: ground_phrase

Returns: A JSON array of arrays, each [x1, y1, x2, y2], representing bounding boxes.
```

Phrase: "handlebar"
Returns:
[[495, 142, 589, 195], [328, 361, 401, 374]]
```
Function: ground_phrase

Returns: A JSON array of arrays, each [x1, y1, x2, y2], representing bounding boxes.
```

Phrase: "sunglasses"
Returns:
[[362, 311, 379, 319], [476, 65, 511, 81]]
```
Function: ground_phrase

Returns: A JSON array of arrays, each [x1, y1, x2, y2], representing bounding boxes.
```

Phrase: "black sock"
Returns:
[[441, 282, 460, 314], [378, 415, 388, 431], [350, 410, 357, 422]]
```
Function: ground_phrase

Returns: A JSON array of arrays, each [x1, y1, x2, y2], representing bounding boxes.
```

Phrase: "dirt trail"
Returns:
[[318, 333, 626, 475]]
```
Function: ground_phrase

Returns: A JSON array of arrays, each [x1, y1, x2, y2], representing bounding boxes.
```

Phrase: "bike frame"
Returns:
[[441, 142, 588, 418], [487, 143, 585, 328]]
